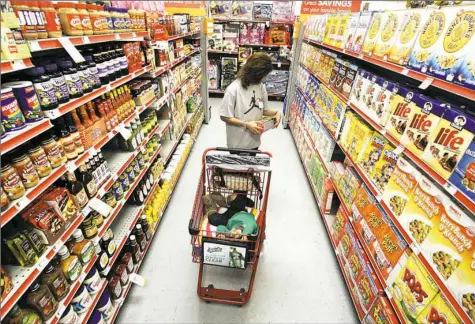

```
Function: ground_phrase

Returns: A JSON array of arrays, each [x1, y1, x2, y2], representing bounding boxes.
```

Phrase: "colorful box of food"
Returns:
[[341, 63, 358, 100], [334, 14, 350, 49], [448, 141, 475, 202], [323, 14, 337, 45], [357, 133, 389, 176], [356, 267, 383, 313], [385, 86, 418, 142], [329, 58, 343, 90], [209, 1, 233, 18], [390, 253, 440, 322], [346, 117, 374, 162], [422, 107, 475, 180], [339, 166, 363, 208], [372, 78, 400, 127], [343, 13, 361, 51], [349, 70, 373, 114], [331, 207, 349, 245], [382, 157, 421, 217], [347, 246, 365, 281], [388, 8, 432, 66], [370, 144, 399, 193], [351, 11, 374, 53], [374, 10, 411, 61], [400, 94, 447, 157], [362, 12, 385, 56], [416, 293, 461, 324], [363, 296, 400, 324]]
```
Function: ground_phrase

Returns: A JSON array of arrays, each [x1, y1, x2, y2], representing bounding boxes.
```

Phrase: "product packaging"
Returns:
[[253, 3, 272, 21], [448, 142, 475, 202], [209, 1, 232, 19], [230, 1, 253, 20]]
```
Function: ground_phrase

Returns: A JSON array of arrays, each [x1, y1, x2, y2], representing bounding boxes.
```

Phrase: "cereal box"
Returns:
[[357, 133, 388, 175], [448, 141, 475, 202], [329, 58, 343, 90], [321, 50, 337, 84], [323, 14, 336, 45], [408, 9, 446, 74], [385, 86, 418, 142], [422, 107, 475, 180], [400, 94, 447, 157], [339, 166, 363, 208], [390, 253, 440, 322], [338, 223, 355, 261], [334, 14, 350, 49], [356, 267, 383, 313], [371, 144, 400, 193], [428, 6, 475, 82], [416, 293, 461, 324], [352, 11, 374, 53], [339, 111, 355, 151], [374, 10, 411, 61], [347, 246, 365, 280], [418, 197, 475, 321], [349, 70, 373, 111], [362, 12, 385, 56], [388, 8, 433, 66], [363, 296, 400, 324], [382, 157, 421, 217], [341, 63, 358, 100], [344, 13, 361, 51], [346, 117, 374, 162], [372, 78, 399, 127], [331, 207, 349, 245], [364, 75, 385, 123]]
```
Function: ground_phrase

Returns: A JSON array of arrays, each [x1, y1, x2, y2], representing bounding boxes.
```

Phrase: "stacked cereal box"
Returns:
[[385, 86, 418, 142], [350, 11, 374, 53], [421, 108, 475, 180], [343, 13, 361, 51], [362, 297, 399, 324], [361, 12, 384, 56], [416, 293, 461, 324], [448, 142, 475, 203], [373, 10, 411, 61]]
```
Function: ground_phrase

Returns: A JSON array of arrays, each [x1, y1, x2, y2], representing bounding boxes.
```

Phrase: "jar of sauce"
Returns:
[[59, 305, 79, 324], [1, 188, 10, 211], [59, 60, 83, 99], [41, 263, 70, 301], [26, 281, 58, 320], [134, 224, 147, 251], [29, 1, 47, 39], [83, 55, 101, 89], [0, 163, 25, 200], [105, 191, 117, 208], [92, 210, 104, 228], [26, 66, 59, 110], [114, 264, 128, 287], [101, 229, 116, 258], [87, 4, 103, 35], [11, 0, 38, 40], [1, 87, 26, 133], [38, 1, 62, 38], [121, 252, 134, 274], [97, 5, 109, 34], [71, 285, 93, 314], [126, 235, 142, 263], [103, 7, 113, 32], [107, 276, 122, 301], [28, 143, 52, 178], [76, 3, 92, 35], [96, 290, 113, 321], [40, 132, 67, 168], [2, 81, 44, 123], [76, 63, 93, 94], [118, 174, 129, 193], [84, 267, 101, 295], [112, 182, 124, 201], [93, 53, 109, 85], [57, 2, 83, 36], [82, 215, 98, 239], [10, 150, 40, 189], [97, 249, 109, 276], [58, 245, 82, 282], [71, 229, 95, 264]]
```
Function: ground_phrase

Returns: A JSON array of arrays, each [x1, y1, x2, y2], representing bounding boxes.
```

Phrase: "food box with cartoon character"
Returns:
[[351, 11, 374, 53], [448, 141, 475, 203], [363, 296, 399, 324], [370, 143, 399, 193], [421, 107, 475, 180]]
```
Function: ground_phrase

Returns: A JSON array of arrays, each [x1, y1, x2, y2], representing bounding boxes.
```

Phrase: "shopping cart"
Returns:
[[188, 147, 272, 305]]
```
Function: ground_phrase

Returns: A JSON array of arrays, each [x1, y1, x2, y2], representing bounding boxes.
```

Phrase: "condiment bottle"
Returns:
[[126, 235, 142, 263], [96, 290, 113, 321], [76, 62, 93, 94], [6, 304, 42, 324], [64, 112, 85, 155], [83, 54, 101, 89], [1, 188, 10, 211], [54, 117, 78, 161], [114, 263, 128, 287], [11, 219, 47, 256], [93, 53, 109, 85], [87, 4, 103, 35], [121, 252, 134, 274], [77, 163, 97, 199], [38, 1, 62, 38], [75, 3, 92, 35], [78, 105, 93, 128], [103, 7, 112, 33], [107, 276, 122, 301], [59, 305, 79, 324], [140, 215, 152, 241], [0, 162, 26, 200], [92, 211, 104, 229], [41, 263, 70, 301], [56, 2, 83, 36], [97, 248, 109, 276], [101, 229, 116, 258], [66, 171, 88, 209], [58, 245, 82, 282], [71, 229, 95, 264], [40, 131, 67, 168], [82, 215, 98, 240], [26, 281, 58, 320], [84, 267, 101, 295], [10, 149, 40, 189], [58, 60, 83, 99]]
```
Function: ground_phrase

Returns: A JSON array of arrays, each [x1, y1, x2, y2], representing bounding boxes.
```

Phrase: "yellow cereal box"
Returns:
[[388, 8, 433, 66], [370, 143, 400, 193], [357, 133, 388, 175], [418, 197, 475, 321], [346, 117, 374, 162], [339, 111, 355, 151], [390, 253, 439, 322], [323, 14, 336, 45], [385, 86, 418, 142], [334, 14, 350, 49], [416, 293, 461, 324], [421, 107, 475, 180], [374, 10, 410, 61], [400, 94, 447, 157], [352, 11, 374, 53], [382, 157, 421, 217], [362, 12, 384, 56]]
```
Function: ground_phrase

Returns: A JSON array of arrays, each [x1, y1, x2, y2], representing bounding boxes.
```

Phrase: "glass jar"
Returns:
[[87, 4, 103, 35], [41, 263, 70, 301], [29, 1, 47, 39], [56, 2, 83, 36], [58, 245, 82, 283], [10, 150, 40, 189], [82, 215, 98, 239], [91, 210, 104, 228], [26, 66, 59, 110], [27, 144, 52, 178], [59, 305, 79, 324], [1, 188, 10, 211], [38, 1, 62, 38], [75, 3, 92, 35], [84, 55, 101, 89], [71, 285, 92, 314], [58, 60, 83, 99], [40, 134, 67, 168], [43, 64, 70, 104], [84, 267, 101, 295], [76, 63, 93, 94], [112, 182, 124, 201], [0, 163, 25, 200], [97, 5, 109, 34], [26, 281, 58, 320], [11, 0, 38, 40]]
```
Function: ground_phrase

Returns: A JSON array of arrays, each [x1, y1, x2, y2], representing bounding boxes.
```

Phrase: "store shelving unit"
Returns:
[[1, 58, 34, 74], [287, 15, 475, 323]]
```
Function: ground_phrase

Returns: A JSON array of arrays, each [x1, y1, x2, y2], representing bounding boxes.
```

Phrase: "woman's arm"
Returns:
[[263, 108, 282, 128], [220, 116, 264, 135]]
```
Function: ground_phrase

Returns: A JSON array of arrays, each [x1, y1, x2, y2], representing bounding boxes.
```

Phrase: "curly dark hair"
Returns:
[[237, 52, 273, 89]]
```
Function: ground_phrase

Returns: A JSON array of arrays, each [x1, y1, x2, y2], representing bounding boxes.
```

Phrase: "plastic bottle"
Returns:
[[103, 7, 113, 33], [76, 3, 92, 36], [10, 0, 38, 40], [87, 4, 102, 35], [38, 1, 62, 38], [29, 1, 47, 39], [58, 245, 82, 282], [43, 63, 70, 104], [56, 2, 83, 36], [41, 263, 70, 301]]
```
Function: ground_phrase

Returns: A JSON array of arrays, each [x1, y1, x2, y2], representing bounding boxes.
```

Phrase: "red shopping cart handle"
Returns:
[[215, 147, 262, 154]]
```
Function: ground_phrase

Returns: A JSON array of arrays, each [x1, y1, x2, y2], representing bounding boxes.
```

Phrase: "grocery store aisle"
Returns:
[[117, 98, 357, 323]]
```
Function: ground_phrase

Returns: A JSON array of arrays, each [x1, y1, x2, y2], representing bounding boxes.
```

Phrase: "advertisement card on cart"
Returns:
[[202, 239, 249, 269]]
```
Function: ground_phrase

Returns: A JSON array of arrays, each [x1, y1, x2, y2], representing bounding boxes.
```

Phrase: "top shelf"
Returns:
[[303, 37, 475, 102], [212, 17, 294, 24], [27, 31, 149, 52]]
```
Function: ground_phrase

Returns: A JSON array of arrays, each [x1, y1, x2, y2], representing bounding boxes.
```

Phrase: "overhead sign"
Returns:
[[164, 1, 206, 16], [301, 1, 361, 16]]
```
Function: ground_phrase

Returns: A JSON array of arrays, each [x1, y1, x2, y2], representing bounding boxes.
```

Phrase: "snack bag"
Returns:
[[448, 141, 475, 202], [390, 253, 439, 322], [43, 187, 78, 223], [416, 293, 461, 324], [371, 143, 399, 193], [385, 86, 418, 142], [401, 94, 447, 157], [374, 10, 411, 61], [388, 8, 432, 66], [422, 108, 475, 180], [344, 13, 361, 51], [362, 12, 384, 56], [382, 157, 421, 217]]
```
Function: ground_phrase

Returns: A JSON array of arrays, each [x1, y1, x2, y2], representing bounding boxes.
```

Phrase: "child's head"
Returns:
[[237, 53, 273, 89]]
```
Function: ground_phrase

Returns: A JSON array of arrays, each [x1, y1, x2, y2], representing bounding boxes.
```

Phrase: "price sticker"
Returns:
[[129, 273, 146, 286], [11, 60, 27, 70], [419, 77, 434, 90], [342, 49, 346, 54], [89, 197, 113, 217], [82, 36, 90, 44], [28, 40, 41, 52], [115, 34, 120, 40], [57, 304, 66, 316], [38, 258, 49, 270], [393, 145, 404, 155], [401, 68, 409, 75], [17, 197, 30, 210], [379, 128, 387, 135], [82, 205, 92, 217], [444, 183, 457, 195], [277, 62, 282, 68], [43, 109, 59, 119], [106, 84, 112, 92], [132, 32, 137, 38], [66, 161, 77, 173], [410, 242, 420, 254], [358, 53, 363, 59], [385, 287, 392, 299]]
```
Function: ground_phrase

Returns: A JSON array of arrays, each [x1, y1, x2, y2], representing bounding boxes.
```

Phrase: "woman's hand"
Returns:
[[273, 113, 282, 128], [244, 121, 264, 135]]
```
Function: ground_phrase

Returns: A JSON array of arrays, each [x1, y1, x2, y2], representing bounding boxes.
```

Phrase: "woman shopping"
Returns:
[[220, 53, 282, 150]]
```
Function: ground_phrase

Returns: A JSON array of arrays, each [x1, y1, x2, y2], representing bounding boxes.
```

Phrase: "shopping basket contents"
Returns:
[[189, 148, 272, 305]]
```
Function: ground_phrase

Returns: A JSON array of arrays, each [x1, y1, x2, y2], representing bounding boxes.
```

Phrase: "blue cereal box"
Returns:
[[449, 141, 475, 202]]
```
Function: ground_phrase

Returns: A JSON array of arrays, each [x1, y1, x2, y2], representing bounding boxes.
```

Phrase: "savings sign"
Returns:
[[301, 1, 361, 16]]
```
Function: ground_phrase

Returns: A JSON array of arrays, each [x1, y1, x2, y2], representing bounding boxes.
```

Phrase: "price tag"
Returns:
[[385, 287, 392, 299], [17, 197, 30, 210], [57, 304, 66, 316], [82, 205, 92, 217], [393, 145, 404, 155], [89, 197, 113, 217], [129, 273, 146, 286], [66, 161, 77, 173], [132, 32, 137, 38], [379, 128, 387, 135], [444, 182, 457, 195], [11, 60, 27, 70], [376, 194, 382, 202], [58, 37, 85, 63], [106, 84, 112, 92], [118, 125, 132, 140], [43, 109, 59, 119], [82, 36, 90, 44], [419, 77, 434, 90], [410, 242, 420, 254], [37, 257, 49, 270], [28, 40, 41, 52], [358, 53, 363, 59], [140, 146, 146, 154], [115, 34, 120, 40], [277, 62, 282, 68], [401, 68, 409, 75]]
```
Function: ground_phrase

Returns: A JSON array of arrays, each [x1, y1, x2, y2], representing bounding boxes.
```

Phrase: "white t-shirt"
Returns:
[[220, 80, 269, 149]]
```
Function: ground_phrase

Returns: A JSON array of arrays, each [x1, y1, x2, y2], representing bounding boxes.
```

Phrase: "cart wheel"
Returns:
[[239, 288, 245, 296], [206, 284, 214, 292]]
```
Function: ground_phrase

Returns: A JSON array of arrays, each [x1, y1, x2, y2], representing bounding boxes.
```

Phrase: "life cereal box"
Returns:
[[372, 79, 400, 127], [351, 11, 374, 53], [363, 296, 399, 324], [390, 253, 440, 322], [382, 157, 421, 217], [408, 9, 446, 74], [362, 12, 385, 56], [373, 10, 411, 61], [418, 197, 475, 322], [344, 13, 361, 51], [370, 143, 400, 193], [421, 107, 475, 180], [385, 86, 418, 142], [416, 293, 461, 324], [448, 141, 475, 203], [388, 8, 433, 66], [400, 94, 447, 157], [357, 133, 388, 176], [428, 6, 475, 83]]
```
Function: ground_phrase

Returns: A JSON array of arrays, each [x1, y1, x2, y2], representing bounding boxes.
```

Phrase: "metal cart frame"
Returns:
[[189, 147, 272, 305]]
